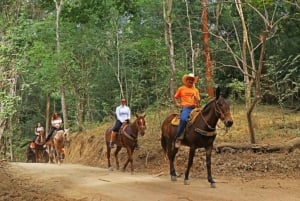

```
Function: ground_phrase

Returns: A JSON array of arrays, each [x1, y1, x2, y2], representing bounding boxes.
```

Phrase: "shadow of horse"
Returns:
[[161, 87, 233, 187], [104, 114, 146, 174]]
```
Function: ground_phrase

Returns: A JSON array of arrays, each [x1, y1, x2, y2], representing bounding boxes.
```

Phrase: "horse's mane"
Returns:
[[202, 98, 216, 112]]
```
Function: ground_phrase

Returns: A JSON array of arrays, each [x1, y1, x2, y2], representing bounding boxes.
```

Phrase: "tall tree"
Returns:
[[163, 0, 176, 98], [201, 0, 214, 97], [54, 0, 69, 129]]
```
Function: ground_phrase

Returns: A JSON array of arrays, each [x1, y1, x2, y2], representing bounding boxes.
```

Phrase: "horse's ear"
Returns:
[[215, 87, 220, 99]]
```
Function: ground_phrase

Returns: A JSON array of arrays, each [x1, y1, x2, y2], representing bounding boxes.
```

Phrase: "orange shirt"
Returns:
[[174, 86, 200, 107]]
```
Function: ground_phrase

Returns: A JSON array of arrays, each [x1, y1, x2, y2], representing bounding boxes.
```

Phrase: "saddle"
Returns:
[[170, 107, 202, 126]]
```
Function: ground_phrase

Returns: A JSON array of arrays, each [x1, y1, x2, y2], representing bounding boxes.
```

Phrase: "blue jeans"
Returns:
[[176, 106, 194, 139]]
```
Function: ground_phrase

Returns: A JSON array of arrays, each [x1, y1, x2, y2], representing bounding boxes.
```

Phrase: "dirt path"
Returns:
[[0, 162, 299, 201]]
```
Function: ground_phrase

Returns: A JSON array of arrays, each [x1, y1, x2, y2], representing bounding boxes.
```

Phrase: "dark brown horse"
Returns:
[[34, 130, 48, 163], [161, 87, 233, 187], [105, 114, 146, 174]]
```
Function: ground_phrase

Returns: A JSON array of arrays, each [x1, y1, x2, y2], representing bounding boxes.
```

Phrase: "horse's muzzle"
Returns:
[[224, 120, 233, 128]]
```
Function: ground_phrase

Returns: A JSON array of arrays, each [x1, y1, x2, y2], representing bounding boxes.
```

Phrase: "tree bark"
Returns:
[[54, 0, 68, 129], [201, 0, 214, 97], [215, 137, 300, 153], [163, 0, 176, 98]]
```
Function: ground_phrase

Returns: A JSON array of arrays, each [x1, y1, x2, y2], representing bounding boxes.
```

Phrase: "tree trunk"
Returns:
[[61, 86, 69, 129], [201, 0, 214, 97], [184, 0, 195, 72], [45, 93, 50, 134], [163, 0, 176, 98], [54, 0, 68, 129], [215, 137, 300, 153]]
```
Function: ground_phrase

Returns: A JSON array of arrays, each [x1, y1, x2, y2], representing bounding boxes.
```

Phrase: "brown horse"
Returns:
[[53, 129, 70, 165], [105, 114, 146, 174], [161, 87, 233, 187], [46, 129, 69, 165]]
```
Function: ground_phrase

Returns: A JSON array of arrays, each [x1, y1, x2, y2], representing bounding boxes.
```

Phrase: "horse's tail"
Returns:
[[160, 134, 167, 158]]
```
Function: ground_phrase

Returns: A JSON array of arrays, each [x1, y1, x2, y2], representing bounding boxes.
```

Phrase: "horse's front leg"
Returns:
[[205, 146, 216, 188], [46, 145, 51, 163], [184, 147, 196, 185], [122, 147, 134, 174], [114, 146, 122, 170]]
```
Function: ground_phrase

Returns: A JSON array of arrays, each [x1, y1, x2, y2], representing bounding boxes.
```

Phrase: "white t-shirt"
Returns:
[[52, 118, 62, 128], [116, 105, 131, 123]]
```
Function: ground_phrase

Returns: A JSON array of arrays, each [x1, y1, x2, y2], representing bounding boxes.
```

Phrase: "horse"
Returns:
[[25, 141, 36, 163], [34, 130, 48, 163], [46, 129, 69, 165], [105, 113, 146, 174], [161, 87, 233, 187]]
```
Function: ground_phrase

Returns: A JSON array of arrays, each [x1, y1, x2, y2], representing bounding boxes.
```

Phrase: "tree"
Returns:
[[163, 0, 177, 98], [201, 0, 214, 97], [213, 1, 289, 143]]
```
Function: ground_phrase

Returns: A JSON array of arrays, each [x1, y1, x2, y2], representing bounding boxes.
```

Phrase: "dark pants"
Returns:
[[112, 120, 122, 132], [175, 106, 194, 139], [46, 127, 62, 142]]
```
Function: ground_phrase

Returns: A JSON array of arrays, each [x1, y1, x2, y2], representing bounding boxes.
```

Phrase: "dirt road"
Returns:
[[0, 162, 299, 201]]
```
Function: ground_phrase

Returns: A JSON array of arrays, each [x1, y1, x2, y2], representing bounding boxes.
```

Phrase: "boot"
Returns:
[[109, 131, 117, 148], [174, 132, 185, 148]]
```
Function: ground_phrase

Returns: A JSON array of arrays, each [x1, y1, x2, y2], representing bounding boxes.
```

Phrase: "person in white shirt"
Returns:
[[34, 122, 44, 144], [45, 112, 63, 142], [109, 98, 131, 148]]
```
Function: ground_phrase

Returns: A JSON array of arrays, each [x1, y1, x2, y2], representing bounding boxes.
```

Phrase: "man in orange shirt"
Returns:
[[174, 73, 200, 148]]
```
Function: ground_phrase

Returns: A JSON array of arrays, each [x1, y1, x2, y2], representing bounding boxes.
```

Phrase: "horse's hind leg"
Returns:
[[184, 147, 196, 185], [114, 146, 122, 170], [106, 144, 112, 170], [167, 140, 178, 181]]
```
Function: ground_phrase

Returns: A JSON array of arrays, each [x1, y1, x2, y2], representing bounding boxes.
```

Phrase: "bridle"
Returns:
[[196, 97, 231, 136], [121, 116, 146, 141]]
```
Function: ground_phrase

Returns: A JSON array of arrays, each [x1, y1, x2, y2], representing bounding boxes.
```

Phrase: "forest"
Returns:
[[0, 0, 299, 161]]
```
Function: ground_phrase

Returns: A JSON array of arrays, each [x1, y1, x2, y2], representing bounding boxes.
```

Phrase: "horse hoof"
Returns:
[[184, 179, 190, 185], [108, 167, 113, 171], [171, 176, 177, 181], [210, 183, 216, 188]]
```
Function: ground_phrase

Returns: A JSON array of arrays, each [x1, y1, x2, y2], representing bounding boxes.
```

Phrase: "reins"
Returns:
[[121, 122, 138, 141], [196, 97, 229, 136]]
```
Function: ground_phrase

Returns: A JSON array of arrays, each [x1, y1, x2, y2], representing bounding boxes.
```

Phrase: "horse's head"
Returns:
[[215, 87, 233, 128], [63, 129, 71, 145], [135, 113, 146, 136]]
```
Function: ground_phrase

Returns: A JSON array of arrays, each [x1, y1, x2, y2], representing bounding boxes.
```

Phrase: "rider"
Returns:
[[109, 98, 131, 148], [173, 73, 201, 148], [45, 112, 63, 142], [34, 122, 44, 144]]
